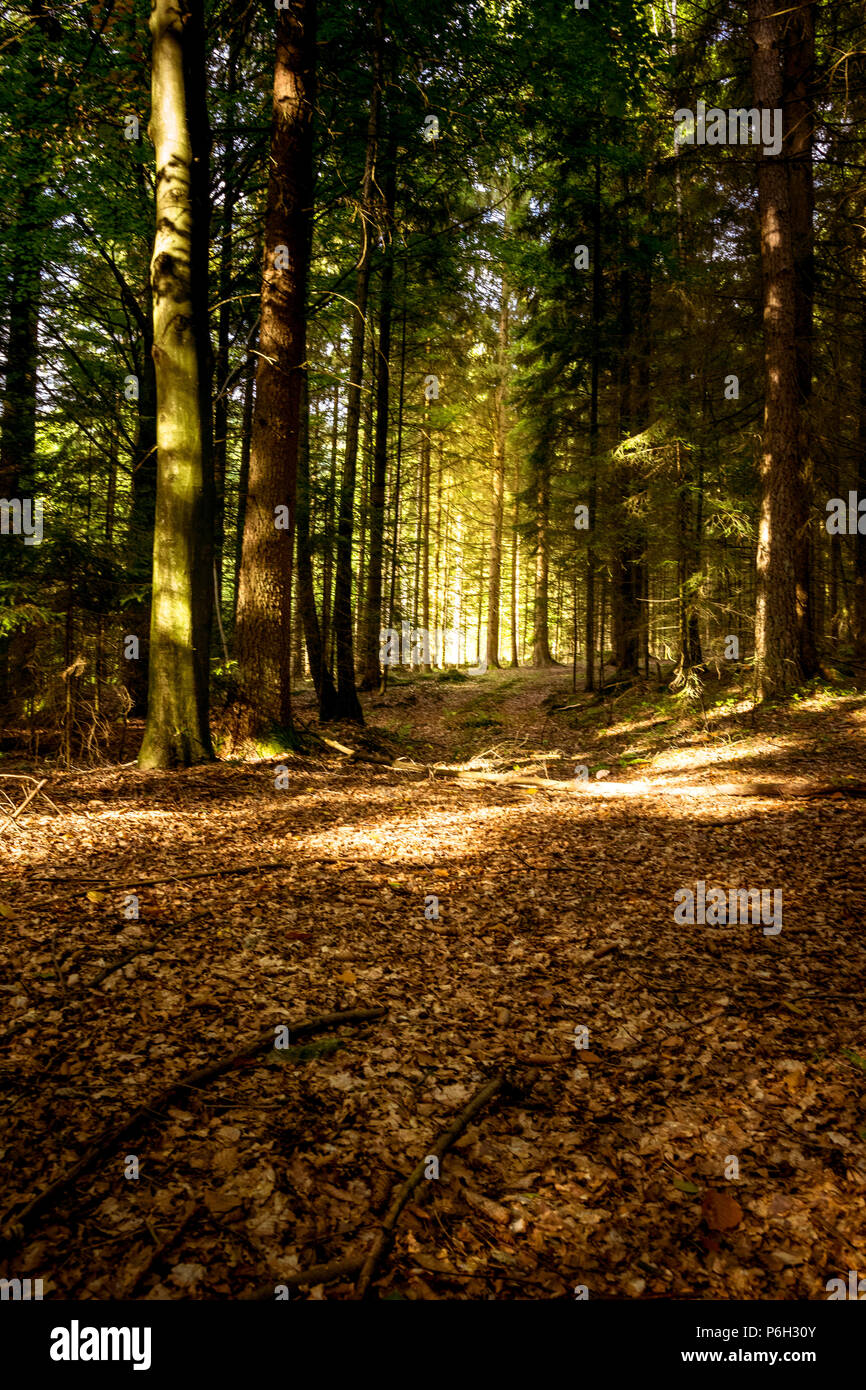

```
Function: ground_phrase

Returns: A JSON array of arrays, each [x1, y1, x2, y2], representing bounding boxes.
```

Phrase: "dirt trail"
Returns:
[[1, 672, 864, 1299]]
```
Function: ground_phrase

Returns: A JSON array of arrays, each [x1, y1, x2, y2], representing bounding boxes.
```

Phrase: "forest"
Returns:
[[1, 0, 865, 1322]]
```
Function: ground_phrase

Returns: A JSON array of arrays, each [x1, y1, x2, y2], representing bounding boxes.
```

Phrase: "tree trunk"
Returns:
[[321, 374, 340, 668], [126, 276, 158, 717], [331, 0, 383, 722], [510, 453, 520, 667], [139, 0, 214, 769], [296, 362, 340, 715], [531, 436, 557, 666], [360, 136, 397, 689], [212, 46, 238, 640], [784, 0, 817, 676], [750, 0, 806, 698], [854, 316, 866, 660], [486, 277, 509, 668], [232, 352, 255, 626], [421, 412, 432, 668], [584, 143, 602, 691], [235, 0, 316, 731]]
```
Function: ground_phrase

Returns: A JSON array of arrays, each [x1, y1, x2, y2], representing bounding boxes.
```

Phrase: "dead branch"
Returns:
[[0, 777, 47, 834], [0, 1006, 387, 1249], [353, 1072, 507, 1299], [241, 1254, 367, 1299], [116, 1200, 200, 1298]]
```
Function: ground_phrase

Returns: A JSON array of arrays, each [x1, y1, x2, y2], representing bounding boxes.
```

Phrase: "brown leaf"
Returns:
[[701, 1189, 743, 1232]]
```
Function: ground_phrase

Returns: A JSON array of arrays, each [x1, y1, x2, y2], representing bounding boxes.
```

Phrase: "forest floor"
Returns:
[[1, 666, 865, 1300]]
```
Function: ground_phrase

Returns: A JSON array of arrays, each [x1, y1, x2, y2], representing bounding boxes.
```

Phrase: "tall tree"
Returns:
[[359, 129, 397, 691], [750, 0, 808, 699], [138, 0, 214, 768], [235, 0, 317, 730], [330, 0, 385, 723], [485, 275, 509, 668]]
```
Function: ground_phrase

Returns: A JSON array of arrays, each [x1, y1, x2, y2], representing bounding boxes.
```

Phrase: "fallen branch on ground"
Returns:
[[353, 1068, 538, 1299], [0, 1006, 386, 1250], [241, 1254, 367, 1300], [0, 777, 47, 834], [117, 1201, 200, 1298]]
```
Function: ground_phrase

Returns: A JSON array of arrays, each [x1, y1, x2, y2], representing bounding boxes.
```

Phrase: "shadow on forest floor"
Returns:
[[1, 669, 864, 1300]]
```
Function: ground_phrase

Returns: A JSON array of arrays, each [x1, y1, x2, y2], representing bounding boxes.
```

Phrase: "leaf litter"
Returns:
[[0, 671, 864, 1299]]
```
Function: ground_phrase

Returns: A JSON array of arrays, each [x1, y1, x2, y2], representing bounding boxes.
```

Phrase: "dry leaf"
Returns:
[[701, 1189, 743, 1231]]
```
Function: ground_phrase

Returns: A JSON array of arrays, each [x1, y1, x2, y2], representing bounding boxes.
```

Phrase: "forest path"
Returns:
[[1, 673, 864, 1298]]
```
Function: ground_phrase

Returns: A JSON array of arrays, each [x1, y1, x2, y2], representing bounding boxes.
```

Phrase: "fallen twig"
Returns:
[[116, 1200, 200, 1298], [354, 1071, 511, 1300], [241, 1254, 366, 1299], [0, 777, 47, 834], [0, 1005, 387, 1249]]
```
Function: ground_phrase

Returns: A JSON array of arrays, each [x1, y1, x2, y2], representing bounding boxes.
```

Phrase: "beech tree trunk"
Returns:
[[139, 0, 214, 769]]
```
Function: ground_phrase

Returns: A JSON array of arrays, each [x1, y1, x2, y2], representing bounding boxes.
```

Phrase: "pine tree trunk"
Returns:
[[235, 0, 316, 731], [321, 376, 340, 664], [296, 365, 340, 715], [359, 137, 397, 689], [232, 353, 255, 626], [125, 275, 158, 718], [854, 317, 866, 660], [531, 439, 557, 666], [750, 0, 806, 698], [510, 454, 520, 667], [421, 416, 431, 668], [785, 0, 817, 676], [584, 144, 602, 691], [139, 0, 214, 769], [331, 1, 383, 722], [485, 278, 509, 668], [212, 46, 238, 639]]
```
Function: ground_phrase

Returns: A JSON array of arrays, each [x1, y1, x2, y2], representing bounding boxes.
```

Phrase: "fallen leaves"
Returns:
[[0, 674, 864, 1301], [702, 1190, 744, 1232]]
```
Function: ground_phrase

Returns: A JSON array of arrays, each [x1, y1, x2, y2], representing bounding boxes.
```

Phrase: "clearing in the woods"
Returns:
[[1, 669, 864, 1300]]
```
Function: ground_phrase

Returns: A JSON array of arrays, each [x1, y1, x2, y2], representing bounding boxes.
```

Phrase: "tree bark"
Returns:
[[584, 144, 602, 690], [235, 0, 316, 730], [360, 135, 397, 690], [784, 0, 817, 676], [331, 0, 384, 722], [138, 0, 214, 769], [126, 276, 158, 717], [296, 364, 340, 715], [486, 277, 509, 668], [212, 45, 238, 640], [531, 435, 557, 666], [510, 452, 520, 667], [750, 0, 806, 698], [854, 315, 866, 660]]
